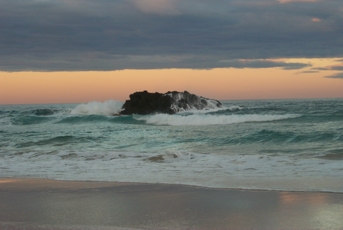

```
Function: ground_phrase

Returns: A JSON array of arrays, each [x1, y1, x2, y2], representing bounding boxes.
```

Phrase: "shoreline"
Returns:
[[1, 177, 343, 194], [1, 178, 343, 229]]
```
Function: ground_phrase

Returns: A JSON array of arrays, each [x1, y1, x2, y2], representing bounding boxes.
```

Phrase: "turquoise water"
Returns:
[[1, 98, 343, 192]]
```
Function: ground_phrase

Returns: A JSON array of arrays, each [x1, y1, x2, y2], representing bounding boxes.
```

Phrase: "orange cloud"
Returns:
[[311, 18, 321, 22], [131, 0, 180, 15]]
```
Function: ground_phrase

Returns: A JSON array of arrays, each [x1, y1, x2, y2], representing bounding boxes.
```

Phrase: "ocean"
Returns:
[[1, 98, 343, 192]]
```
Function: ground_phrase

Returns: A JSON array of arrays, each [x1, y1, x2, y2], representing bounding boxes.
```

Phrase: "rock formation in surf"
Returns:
[[120, 90, 222, 115]]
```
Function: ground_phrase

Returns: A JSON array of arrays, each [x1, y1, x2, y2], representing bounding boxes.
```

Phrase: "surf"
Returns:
[[135, 113, 300, 126], [71, 100, 123, 115]]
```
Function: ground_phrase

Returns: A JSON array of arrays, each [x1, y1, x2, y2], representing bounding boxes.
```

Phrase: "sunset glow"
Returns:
[[1, 58, 342, 105]]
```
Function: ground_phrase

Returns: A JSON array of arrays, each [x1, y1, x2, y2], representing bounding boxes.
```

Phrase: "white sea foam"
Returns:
[[71, 100, 123, 115], [166, 91, 222, 112], [136, 114, 299, 126], [2, 149, 343, 192], [177, 105, 243, 115], [0, 117, 11, 126], [177, 107, 228, 115], [228, 105, 244, 111]]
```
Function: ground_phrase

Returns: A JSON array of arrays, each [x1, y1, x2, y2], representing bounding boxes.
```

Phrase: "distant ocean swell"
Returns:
[[7, 131, 341, 150]]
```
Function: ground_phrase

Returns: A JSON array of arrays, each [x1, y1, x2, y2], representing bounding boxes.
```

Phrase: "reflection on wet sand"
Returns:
[[1, 179, 343, 229], [278, 192, 343, 229], [280, 192, 328, 204]]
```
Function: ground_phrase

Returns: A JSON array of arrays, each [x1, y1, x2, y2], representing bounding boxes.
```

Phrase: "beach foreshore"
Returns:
[[1, 178, 343, 230]]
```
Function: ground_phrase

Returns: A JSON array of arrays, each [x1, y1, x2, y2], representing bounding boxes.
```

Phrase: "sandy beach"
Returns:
[[1, 178, 343, 230]]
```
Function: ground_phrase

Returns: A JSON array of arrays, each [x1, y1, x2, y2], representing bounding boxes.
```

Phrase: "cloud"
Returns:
[[325, 72, 343, 79], [301, 70, 320, 73], [0, 54, 311, 72], [311, 17, 321, 22], [331, 66, 343, 71], [219, 60, 310, 70], [0, 0, 343, 71], [278, 0, 320, 3], [311, 65, 343, 71], [130, 0, 180, 15]]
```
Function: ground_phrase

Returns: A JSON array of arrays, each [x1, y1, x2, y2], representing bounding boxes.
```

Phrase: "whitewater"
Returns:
[[1, 98, 343, 192]]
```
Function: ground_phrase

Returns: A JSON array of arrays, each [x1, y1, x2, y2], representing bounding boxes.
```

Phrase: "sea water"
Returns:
[[1, 98, 343, 192]]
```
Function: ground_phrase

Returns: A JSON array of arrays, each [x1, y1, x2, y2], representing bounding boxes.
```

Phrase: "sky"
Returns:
[[1, 0, 343, 104]]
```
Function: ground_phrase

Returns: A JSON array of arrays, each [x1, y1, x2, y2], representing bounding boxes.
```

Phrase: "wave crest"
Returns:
[[136, 114, 299, 126], [71, 100, 123, 115]]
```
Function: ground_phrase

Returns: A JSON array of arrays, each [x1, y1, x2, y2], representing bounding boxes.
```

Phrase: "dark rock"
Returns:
[[120, 91, 174, 115], [120, 90, 222, 115]]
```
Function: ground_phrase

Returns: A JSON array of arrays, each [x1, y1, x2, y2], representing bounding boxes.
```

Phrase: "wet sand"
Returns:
[[1, 178, 343, 230]]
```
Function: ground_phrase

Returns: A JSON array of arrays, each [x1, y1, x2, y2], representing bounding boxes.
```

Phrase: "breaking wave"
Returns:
[[71, 100, 123, 115], [136, 114, 300, 126]]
